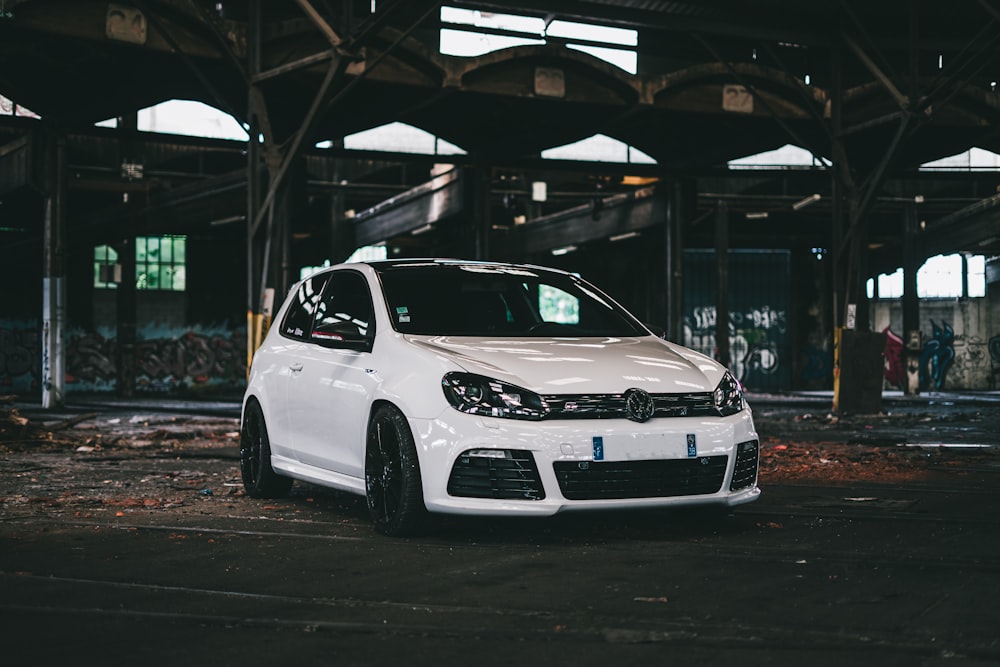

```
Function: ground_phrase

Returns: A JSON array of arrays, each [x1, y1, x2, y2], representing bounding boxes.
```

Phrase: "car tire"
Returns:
[[240, 399, 293, 499], [365, 404, 427, 536]]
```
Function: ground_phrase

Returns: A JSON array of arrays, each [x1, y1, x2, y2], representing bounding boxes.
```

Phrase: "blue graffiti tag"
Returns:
[[919, 320, 955, 391]]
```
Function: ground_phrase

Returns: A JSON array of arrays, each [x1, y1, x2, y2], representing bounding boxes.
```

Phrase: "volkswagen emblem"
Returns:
[[624, 388, 655, 422]]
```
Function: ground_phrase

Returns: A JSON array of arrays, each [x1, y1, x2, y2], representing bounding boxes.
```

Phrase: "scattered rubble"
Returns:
[[2, 396, 999, 521]]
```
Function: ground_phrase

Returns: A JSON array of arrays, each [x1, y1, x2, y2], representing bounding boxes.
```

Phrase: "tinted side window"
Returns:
[[311, 271, 374, 345], [280, 274, 329, 341]]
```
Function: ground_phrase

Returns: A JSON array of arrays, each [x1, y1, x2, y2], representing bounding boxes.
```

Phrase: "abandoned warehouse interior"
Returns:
[[0, 0, 999, 403]]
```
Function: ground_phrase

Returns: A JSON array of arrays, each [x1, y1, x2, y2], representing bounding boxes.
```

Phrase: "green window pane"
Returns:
[[94, 244, 117, 262], [161, 239, 172, 263], [160, 266, 172, 290], [147, 237, 160, 259], [136, 238, 147, 262], [173, 266, 186, 291], [173, 237, 186, 262]]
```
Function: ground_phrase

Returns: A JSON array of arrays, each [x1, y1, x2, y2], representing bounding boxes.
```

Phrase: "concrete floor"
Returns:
[[2, 392, 999, 666]]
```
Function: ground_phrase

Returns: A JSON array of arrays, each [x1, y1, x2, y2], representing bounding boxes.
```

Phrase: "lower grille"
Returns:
[[730, 440, 759, 491], [447, 449, 545, 500], [553, 456, 727, 500]]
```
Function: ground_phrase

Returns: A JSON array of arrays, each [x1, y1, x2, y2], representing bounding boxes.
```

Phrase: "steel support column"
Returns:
[[902, 203, 921, 394], [663, 180, 684, 343], [714, 202, 730, 368], [41, 132, 66, 409], [464, 166, 491, 261], [115, 232, 137, 398]]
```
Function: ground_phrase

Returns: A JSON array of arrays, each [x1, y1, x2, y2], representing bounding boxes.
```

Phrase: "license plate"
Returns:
[[594, 433, 697, 461]]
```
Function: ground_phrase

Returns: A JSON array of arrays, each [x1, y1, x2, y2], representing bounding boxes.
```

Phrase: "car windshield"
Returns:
[[375, 263, 647, 337]]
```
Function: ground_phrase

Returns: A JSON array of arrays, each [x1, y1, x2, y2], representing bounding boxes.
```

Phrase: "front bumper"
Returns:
[[410, 409, 761, 516]]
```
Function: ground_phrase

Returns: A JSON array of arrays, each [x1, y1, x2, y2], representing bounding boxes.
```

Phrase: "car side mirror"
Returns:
[[311, 322, 374, 352]]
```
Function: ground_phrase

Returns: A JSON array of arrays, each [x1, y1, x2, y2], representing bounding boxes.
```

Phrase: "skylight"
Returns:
[[541, 134, 656, 164], [0, 94, 40, 119], [338, 122, 466, 155], [919, 147, 1000, 171], [728, 144, 822, 169], [439, 29, 544, 57], [440, 6, 638, 74], [136, 100, 248, 141]]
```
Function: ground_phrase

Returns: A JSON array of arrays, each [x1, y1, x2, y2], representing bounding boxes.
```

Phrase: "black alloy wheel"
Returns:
[[365, 404, 427, 536], [240, 400, 293, 499]]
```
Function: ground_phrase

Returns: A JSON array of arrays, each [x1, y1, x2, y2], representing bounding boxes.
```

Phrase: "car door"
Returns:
[[286, 269, 378, 477], [261, 272, 329, 459]]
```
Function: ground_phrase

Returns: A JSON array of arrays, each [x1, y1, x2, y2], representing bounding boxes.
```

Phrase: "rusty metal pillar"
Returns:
[[41, 132, 66, 409], [902, 203, 921, 394], [115, 233, 137, 398], [664, 179, 684, 342], [714, 201, 730, 368], [114, 110, 142, 398], [246, 0, 271, 369], [327, 158, 354, 263], [466, 166, 492, 261], [830, 44, 850, 331]]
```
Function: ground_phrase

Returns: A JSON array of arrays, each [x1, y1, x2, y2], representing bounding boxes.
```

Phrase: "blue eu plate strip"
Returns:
[[592, 436, 604, 461], [686, 434, 697, 457]]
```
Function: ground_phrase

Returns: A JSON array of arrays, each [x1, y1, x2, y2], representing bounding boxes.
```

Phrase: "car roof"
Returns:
[[360, 258, 573, 275]]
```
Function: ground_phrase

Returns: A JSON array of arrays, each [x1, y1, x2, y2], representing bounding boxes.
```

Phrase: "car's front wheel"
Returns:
[[365, 404, 427, 536], [240, 399, 293, 499]]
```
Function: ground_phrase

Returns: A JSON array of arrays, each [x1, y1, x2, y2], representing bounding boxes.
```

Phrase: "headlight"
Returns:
[[713, 371, 746, 416], [442, 372, 549, 420]]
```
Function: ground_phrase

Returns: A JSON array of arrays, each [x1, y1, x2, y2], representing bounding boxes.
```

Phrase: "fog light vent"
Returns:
[[447, 449, 545, 500], [730, 440, 759, 491]]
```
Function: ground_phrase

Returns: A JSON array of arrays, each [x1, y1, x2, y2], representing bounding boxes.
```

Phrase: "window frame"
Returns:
[[309, 270, 377, 352]]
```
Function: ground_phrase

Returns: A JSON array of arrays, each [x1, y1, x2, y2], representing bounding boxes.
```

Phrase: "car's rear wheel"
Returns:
[[240, 399, 293, 498], [365, 404, 427, 536]]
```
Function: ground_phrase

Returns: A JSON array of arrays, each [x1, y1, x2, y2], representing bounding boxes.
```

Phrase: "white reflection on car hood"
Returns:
[[406, 335, 723, 394]]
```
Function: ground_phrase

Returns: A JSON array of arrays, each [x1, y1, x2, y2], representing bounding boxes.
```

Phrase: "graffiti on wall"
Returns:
[[948, 332, 989, 391], [0, 322, 41, 393], [683, 305, 787, 390], [800, 344, 832, 385], [918, 319, 955, 391], [882, 327, 904, 389], [0, 321, 247, 394]]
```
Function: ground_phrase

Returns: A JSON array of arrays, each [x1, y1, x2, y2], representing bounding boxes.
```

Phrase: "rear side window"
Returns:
[[280, 273, 329, 341]]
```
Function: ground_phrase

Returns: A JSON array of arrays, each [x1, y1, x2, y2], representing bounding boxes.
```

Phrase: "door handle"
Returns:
[[289, 363, 303, 373]]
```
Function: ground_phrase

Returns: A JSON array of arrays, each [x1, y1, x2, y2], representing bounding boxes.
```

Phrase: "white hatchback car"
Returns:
[[241, 259, 760, 535]]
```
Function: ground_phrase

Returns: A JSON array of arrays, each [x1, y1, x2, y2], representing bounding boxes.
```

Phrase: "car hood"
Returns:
[[405, 335, 726, 394]]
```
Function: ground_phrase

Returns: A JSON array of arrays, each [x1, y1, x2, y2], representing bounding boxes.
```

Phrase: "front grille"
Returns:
[[447, 449, 545, 500], [730, 440, 759, 491], [553, 456, 727, 500], [542, 392, 718, 420]]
